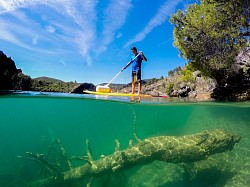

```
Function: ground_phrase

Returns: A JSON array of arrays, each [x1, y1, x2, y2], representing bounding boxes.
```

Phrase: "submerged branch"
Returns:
[[28, 129, 240, 187], [19, 152, 63, 179]]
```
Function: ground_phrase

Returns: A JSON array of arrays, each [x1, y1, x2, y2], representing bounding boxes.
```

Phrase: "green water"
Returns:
[[0, 92, 250, 187]]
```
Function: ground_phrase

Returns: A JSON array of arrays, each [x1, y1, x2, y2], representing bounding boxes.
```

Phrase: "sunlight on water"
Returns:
[[0, 92, 250, 186]]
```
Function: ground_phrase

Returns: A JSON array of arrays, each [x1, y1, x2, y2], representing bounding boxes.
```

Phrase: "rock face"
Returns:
[[236, 42, 250, 68], [140, 73, 215, 100], [115, 74, 216, 100], [172, 86, 191, 97], [188, 73, 217, 100]]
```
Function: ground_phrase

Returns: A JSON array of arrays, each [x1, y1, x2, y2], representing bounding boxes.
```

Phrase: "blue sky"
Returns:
[[0, 0, 194, 84]]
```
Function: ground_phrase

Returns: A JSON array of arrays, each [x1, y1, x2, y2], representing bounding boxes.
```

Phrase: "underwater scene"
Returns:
[[0, 92, 250, 187]]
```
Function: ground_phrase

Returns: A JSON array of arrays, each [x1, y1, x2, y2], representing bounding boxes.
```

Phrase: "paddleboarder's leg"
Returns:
[[137, 70, 141, 95], [131, 71, 137, 94]]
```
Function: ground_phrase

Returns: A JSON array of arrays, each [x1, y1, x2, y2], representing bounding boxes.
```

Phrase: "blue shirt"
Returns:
[[131, 54, 143, 72]]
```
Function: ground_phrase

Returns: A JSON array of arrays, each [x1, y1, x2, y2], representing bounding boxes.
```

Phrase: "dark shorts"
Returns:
[[132, 70, 141, 83]]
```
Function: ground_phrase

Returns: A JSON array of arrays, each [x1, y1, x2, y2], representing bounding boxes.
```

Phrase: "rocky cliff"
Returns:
[[0, 50, 18, 90]]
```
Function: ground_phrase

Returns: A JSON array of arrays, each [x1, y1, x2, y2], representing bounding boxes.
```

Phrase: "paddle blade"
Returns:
[[96, 85, 111, 93]]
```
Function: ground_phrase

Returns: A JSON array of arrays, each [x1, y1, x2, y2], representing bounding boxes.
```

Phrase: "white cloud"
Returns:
[[124, 0, 183, 47], [0, 0, 98, 65], [45, 25, 56, 33], [97, 0, 132, 53], [0, 11, 48, 52], [0, 0, 34, 14]]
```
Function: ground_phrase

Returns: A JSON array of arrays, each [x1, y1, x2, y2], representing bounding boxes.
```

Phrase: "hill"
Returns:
[[30, 78, 81, 93], [33, 76, 64, 83]]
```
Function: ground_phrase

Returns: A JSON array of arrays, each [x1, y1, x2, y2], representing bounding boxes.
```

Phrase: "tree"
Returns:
[[168, 70, 174, 76], [170, 0, 250, 86], [13, 73, 32, 90]]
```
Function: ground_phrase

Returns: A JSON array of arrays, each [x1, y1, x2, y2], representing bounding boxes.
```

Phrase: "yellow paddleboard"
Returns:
[[83, 90, 152, 98]]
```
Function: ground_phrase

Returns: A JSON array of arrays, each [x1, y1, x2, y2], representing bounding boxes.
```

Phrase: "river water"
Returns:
[[0, 91, 249, 186]]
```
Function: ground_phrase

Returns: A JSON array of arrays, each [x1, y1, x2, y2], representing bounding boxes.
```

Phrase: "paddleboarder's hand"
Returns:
[[139, 51, 144, 56]]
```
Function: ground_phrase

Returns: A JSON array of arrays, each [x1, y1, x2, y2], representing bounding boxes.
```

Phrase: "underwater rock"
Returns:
[[127, 161, 185, 187], [28, 129, 240, 187]]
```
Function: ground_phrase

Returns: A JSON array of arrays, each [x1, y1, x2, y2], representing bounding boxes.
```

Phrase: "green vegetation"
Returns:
[[165, 63, 196, 94], [13, 73, 32, 90], [170, 0, 249, 85], [180, 63, 195, 83], [166, 82, 174, 95], [33, 76, 64, 83], [168, 66, 182, 77], [31, 79, 80, 92], [147, 78, 158, 85]]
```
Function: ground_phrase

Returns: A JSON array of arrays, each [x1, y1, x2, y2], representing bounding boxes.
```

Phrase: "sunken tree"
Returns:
[[15, 129, 240, 187]]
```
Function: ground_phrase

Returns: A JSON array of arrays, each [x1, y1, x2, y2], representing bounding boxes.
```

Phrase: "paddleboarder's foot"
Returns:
[[130, 92, 135, 94]]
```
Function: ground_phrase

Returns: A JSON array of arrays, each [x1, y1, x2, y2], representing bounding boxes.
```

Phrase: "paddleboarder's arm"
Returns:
[[139, 51, 147, 61]]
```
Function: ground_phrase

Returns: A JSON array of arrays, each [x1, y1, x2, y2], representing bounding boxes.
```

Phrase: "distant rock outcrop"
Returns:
[[71, 83, 96, 93]]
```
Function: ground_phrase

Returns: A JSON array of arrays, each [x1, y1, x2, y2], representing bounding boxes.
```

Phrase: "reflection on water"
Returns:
[[0, 92, 250, 186]]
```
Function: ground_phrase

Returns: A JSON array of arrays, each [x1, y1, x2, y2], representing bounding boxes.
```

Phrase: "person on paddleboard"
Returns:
[[122, 47, 147, 95]]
